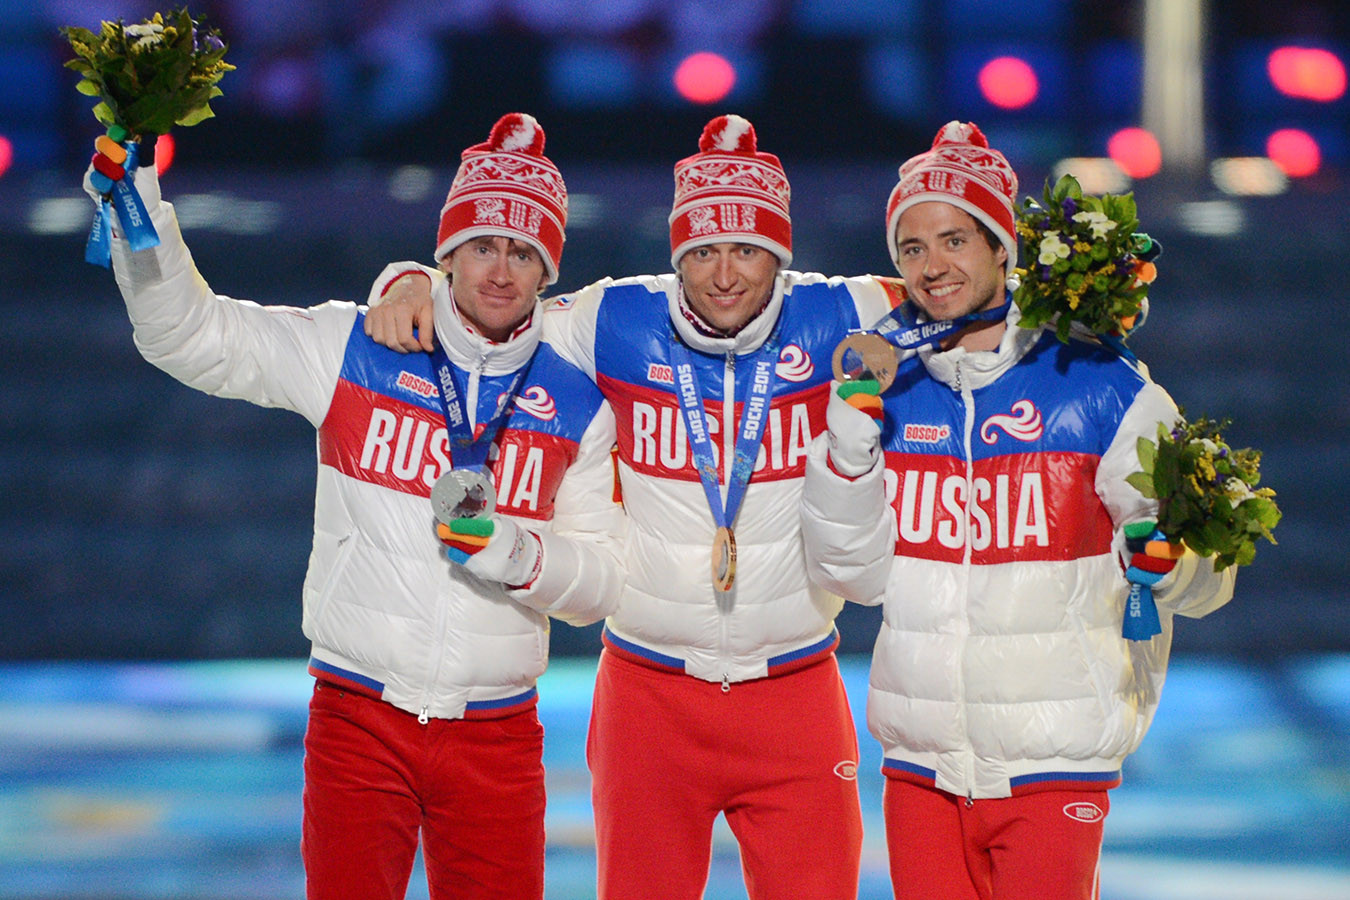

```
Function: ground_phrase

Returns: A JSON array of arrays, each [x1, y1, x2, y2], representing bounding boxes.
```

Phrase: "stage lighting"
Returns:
[[979, 57, 1038, 109], [1266, 128, 1321, 177], [1106, 127, 1162, 179], [155, 133, 175, 176], [673, 52, 736, 105], [1268, 47, 1346, 102], [1210, 157, 1289, 196], [0, 135, 11, 179]]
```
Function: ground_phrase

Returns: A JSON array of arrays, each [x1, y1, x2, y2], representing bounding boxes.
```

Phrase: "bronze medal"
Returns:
[[831, 332, 898, 392], [430, 469, 496, 525], [712, 526, 737, 593]]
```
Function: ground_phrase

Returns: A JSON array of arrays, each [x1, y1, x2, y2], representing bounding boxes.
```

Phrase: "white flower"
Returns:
[[1072, 210, 1116, 239], [1199, 438, 1221, 455], [1225, 477, 1256, 502], [126, 22, 164, 50], [1037, 231, 1071, 265]]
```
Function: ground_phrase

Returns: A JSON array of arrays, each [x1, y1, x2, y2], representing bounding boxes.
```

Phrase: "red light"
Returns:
[[1106, 127, 1162, 179], [978, 57, 1039, 109], [1266, 128, 1320, 177], [1268, 47, 1346, 102], [154, 132, 175, 175], [0, 135, 12, 178], [673, 53, 736, 105]]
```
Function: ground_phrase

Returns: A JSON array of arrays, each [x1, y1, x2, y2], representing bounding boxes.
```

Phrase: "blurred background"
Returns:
[[0, 1, 1346, 898]]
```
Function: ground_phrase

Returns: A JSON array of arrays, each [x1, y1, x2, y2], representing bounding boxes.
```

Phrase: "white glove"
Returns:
[[825, 380, 882, 477], [438, 515, 543, 589]]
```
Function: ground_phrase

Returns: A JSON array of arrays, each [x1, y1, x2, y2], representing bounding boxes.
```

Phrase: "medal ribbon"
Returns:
[[429, 338, 534, 472], [872, 294, 1012, 351], [668, 314, 784, 537], [86, 141, 160, 268]]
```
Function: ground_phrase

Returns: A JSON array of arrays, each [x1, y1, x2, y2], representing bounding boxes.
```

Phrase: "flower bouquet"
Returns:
[[1012, 174, 1158, 344], [61, 8, 233, 265], [62, 7, 233, 139], [1126, 415, 1281, 572]]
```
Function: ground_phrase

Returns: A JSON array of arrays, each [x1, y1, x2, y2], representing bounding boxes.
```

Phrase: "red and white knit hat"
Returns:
[[436, 113, 568, 284], [669, 114, 792, 268], [886, 121, 1018, 274]]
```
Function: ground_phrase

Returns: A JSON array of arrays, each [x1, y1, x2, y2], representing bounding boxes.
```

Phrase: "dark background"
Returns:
[[0, 0, 1346, 660]]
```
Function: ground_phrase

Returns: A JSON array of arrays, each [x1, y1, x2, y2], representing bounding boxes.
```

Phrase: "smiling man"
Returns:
[[801, 121, 1237, 900], [85, 113, 625, 900], [363, 114, 904, 900]]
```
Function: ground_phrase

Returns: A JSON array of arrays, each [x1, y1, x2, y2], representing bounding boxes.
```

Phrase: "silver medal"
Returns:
[[430, 469, 496, 524]]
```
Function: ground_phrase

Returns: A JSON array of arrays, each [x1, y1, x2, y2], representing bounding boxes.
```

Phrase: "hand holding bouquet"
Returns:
[[62, 8, 233, 265], [1127, 415, 1281, 572]]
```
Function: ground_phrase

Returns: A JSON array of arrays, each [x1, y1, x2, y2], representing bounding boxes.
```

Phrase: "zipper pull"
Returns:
[[721, 673, 731, 694], [418, 706, 429, 725], [965, 792, 974, 809]]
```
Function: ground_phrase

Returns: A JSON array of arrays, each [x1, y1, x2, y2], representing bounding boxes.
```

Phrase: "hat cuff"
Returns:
[[887, 191, 1017, 274], [435, 208, 563, 285], [669, 203, 792, 269]]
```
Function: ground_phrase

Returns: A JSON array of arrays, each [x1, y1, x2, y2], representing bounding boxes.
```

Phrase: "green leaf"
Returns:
[[1136, 436, 1157, 473], [1125, 472, 1156, 498], [75, 78, 102, 96], [175, 104, 214, 127]]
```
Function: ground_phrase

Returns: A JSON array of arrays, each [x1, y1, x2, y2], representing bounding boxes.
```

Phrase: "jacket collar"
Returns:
[[432, 277, 542, 375], [917, 302, 1043, 390]]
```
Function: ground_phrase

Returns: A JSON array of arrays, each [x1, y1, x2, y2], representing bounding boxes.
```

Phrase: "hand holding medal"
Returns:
[[62, 8, 233, 266]]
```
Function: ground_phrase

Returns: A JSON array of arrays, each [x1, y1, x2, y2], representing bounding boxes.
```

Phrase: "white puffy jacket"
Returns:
[[104, 176, 625, 722], [802, 307, 1236, 798], [370, 264, 901, 685]]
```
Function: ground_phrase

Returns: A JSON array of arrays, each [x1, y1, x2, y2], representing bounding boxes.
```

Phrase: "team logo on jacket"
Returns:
[[647, 363, 675, 385], [395, 370, 439, 399], [775, 344, 814, 382], [980, 399, 1043, 444], [512, 385, 557, 421], [1063, 802, 1105, 823], [903, 423, 951, 444], [833, 760, 858, 781]]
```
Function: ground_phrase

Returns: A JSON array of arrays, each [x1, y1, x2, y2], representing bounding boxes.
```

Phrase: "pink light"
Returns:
[[1268, 47, 1346, 102], [1107, 127, 1162, 179], [155, 133, 175, 175], [1266, 128, 1321, 177], [673, 52, 736, 105], [979, 57, 1039, 109], [0, 135, 12, 178]]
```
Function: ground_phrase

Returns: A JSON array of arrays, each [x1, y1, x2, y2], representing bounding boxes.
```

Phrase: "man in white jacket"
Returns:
[[361, 115, 908, 900], [802, 122, 1236, 900], [85, 113, 625, 900]]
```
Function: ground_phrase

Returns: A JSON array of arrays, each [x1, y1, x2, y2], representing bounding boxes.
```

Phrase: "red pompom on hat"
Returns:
[[669, 114, 792, 269], [436, 112, 568, 284], [886, 121, 1019, 275]]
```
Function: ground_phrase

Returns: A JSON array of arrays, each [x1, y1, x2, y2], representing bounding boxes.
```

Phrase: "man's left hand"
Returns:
[[438, 516, 542, 589]]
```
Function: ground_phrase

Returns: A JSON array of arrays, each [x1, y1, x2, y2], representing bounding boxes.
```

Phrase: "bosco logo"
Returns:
[[1062, 802, 1104, 823]]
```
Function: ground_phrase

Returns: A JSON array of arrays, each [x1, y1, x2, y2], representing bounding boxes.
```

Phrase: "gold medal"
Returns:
[[831, 332, 899, 392], [712, 526, 737, 592]]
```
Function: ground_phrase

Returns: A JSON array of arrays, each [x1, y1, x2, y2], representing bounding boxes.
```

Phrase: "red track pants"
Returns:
[[884, 778, 1109, 900], [587, 650, 864, 900], [301, 680, 546, 900]]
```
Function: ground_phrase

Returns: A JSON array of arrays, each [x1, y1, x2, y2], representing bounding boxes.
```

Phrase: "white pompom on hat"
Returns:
[[435, 113, 568, 284], [669, 114, 792, 269], [886, 121, 1019, 275]]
